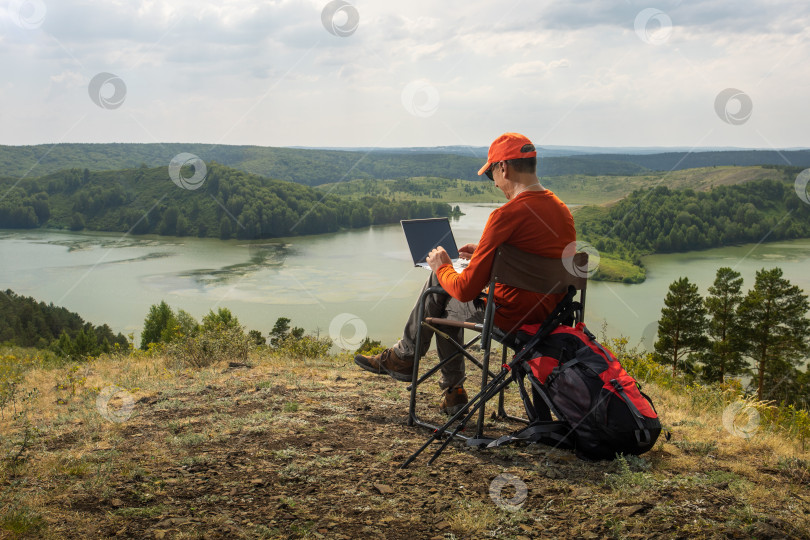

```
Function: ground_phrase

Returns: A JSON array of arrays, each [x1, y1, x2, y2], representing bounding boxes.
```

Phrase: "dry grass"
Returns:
[[1, 347, 809, 538]]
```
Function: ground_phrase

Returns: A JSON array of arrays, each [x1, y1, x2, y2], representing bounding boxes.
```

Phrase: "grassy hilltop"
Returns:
[[2, 339, 809, 538], [317, 165, 795, 206]]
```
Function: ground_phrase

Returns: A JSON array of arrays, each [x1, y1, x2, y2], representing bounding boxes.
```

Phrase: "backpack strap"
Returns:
[[639, 387, 658, 415], [609, 379, 653, 446], [486, 421, 570, 448], [465, 437, 496, 447], [525, 371, 566, 423], [592, 341, 615, 364], [514, 367, 539, 423]]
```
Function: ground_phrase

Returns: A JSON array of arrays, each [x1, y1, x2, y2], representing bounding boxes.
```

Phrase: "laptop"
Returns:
[[401, 218, 469, 273]]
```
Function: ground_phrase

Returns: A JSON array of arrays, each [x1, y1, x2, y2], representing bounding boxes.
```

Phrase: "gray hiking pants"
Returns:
[[391, 272, 485, 390]]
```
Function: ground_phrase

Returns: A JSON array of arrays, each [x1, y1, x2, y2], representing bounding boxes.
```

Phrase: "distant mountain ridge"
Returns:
[[291, 144, 810, 157], [2, 143, 809, 186]]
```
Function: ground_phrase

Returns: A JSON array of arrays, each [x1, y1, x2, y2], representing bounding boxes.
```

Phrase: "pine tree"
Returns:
[[72, 326, 98, 358], [702, 267, 747, 382], [737, 267, 810, 401], [654, 277, 709, 377], [269, 317, 291, 349], [140, 301, 176, 350]]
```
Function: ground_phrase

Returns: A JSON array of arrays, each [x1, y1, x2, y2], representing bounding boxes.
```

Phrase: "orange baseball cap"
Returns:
[[477, 132, 537, 176]]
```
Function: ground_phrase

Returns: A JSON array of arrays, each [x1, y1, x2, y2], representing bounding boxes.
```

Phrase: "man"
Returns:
[[355, 132, 576, 415]]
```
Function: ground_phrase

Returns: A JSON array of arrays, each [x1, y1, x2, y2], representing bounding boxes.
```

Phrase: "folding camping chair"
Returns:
[[405, 244, 589, 446]]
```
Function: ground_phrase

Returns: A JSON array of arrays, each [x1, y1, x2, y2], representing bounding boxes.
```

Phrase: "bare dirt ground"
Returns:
[[2, 353, 810, 539]]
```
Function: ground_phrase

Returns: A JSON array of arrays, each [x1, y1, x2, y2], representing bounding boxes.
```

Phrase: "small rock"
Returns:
[[373, 483, 394, 495], [435, 521, 451, 530], [619, 504, 649, 517], [155, 517, 191, 528], [111, 499, 124, 507]]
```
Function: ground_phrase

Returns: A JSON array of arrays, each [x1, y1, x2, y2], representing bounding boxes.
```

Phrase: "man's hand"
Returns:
[[426, 246, 452, 273], [458, 243, 477, 260]]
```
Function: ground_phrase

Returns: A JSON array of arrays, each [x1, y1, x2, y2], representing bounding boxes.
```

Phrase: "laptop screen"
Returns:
[[401, 218, 460, 265]]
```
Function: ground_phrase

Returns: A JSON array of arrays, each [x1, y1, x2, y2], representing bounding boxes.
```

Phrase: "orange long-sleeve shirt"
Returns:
[[436, 189, 576, 333]]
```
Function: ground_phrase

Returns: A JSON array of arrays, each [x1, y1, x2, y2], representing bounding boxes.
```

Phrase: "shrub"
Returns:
[[354, 337, 383, 356], [604, 336, 673, 388], [272, 334, 332, 359], [202, 308, 239, 331], [167, 324, 249, 368]]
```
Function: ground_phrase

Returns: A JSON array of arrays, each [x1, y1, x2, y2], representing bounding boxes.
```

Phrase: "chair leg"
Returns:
[[407, 288, 431, 427], [475, 287, 497, 439], [494, 346, 530, 424], [497, 346, 508, 418], [407, 334, 482, 391], [407, 286, 480, 435], [407, 284, 531, 440], [419, 323, 499, 379]]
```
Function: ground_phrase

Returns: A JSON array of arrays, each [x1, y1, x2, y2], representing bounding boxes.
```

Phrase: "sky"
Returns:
[[1, 0, 808, 149]]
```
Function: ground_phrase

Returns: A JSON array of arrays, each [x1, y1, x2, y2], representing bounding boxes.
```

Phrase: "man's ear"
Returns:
[[499, 161, 509, 180]]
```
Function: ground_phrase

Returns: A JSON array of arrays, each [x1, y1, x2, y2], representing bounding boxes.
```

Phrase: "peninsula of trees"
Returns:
[[576, 170, 810, 282]]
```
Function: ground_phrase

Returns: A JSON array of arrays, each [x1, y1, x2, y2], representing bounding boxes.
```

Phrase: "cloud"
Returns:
[[49, 70, 85, 88], [1, 0, 809, 148], [502, 59, 570, 78]]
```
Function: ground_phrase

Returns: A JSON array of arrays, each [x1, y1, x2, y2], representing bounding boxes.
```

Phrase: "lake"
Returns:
[[2, 202, 809, 352]]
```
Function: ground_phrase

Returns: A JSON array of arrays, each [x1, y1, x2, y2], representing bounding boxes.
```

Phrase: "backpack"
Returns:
[[493, 322, 662, 460]]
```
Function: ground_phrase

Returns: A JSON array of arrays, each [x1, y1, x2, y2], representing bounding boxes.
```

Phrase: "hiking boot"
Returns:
[[440, 386, 468, 416], [354, 348, 414, 382]]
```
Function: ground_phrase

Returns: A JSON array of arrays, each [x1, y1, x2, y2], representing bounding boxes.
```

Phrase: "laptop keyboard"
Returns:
[[452, 259, 469, 273]]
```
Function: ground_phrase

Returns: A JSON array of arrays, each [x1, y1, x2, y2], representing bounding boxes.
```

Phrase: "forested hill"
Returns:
[[0, 143, 648, 184], [0, 144, 485, 185], [3, 143, 807, 186], [0, 163, 454, 238], [0, 289, 128, 355], [577, 175, 810, 256]]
